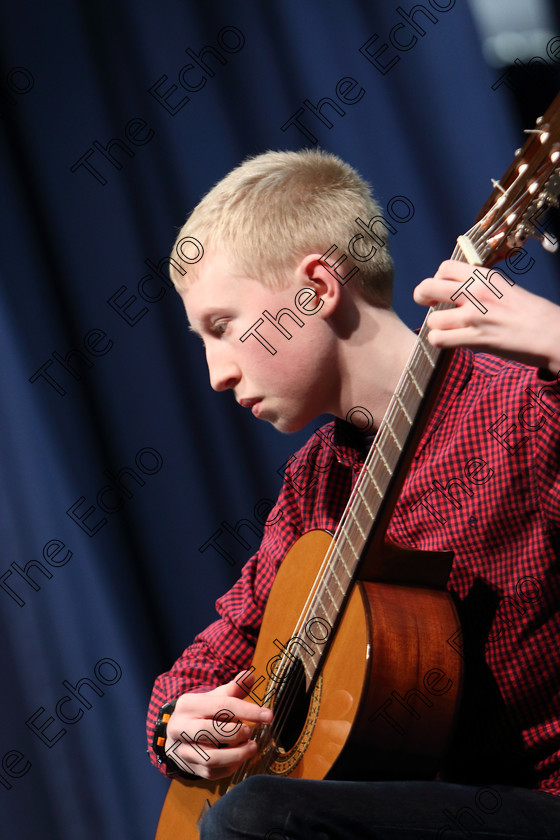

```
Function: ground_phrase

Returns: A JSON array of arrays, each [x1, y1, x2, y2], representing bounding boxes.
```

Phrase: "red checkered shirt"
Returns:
[[147, 348, 560, 795]]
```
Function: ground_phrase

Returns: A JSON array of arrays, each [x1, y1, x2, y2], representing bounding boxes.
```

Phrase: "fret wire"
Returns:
[[306, 596, 320, 621], [312, 593, 336, 628], [328, 566, 346, 595], [328, 551, 352, 592], [405, 368, 424, 395], [373, 438, 393, 474], [406, 367, 424, 396], [365, 461, 385, 498], [336, 529, 359, 564], [394, 406, 412, 441], [425, 345, 437, 369], [377, 429, 396, 463], [413, 340, 433, 369], [307, 599, 333, 632], [418, 336, 436, 370], [398, 381, 415, 412], [350, 508, 367, 541], [310, 587, 334, 611], [385, 405, 406, 447], [325, 575, 352, 612], [408, 360, 425, 387], [321, 603, 338, 629], [402, 396, 421, 419], [385, 400, 402, 428], [394, 394, 412, 424], [419, 335, 437, 367], [356, 484, 375, 521], [379, 426, 402, 464], [322, 581, 339, 609], [348, 523, 364, 554]]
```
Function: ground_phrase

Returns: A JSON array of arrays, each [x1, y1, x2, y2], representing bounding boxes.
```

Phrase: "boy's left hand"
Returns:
[[413, 260, 560, 375]]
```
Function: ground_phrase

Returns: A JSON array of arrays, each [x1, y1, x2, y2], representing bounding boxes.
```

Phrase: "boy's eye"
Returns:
[[212, 320, 229, 336]]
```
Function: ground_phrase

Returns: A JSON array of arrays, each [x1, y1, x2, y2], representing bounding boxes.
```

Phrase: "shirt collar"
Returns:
[[331, 347, 474, 467], [414, 347, 473, 457]]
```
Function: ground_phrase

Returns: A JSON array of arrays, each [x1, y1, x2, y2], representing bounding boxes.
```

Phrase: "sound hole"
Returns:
[[272, 658, 311, 752]]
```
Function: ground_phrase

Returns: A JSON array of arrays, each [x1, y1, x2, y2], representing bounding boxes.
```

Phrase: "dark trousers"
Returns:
[[200, 776, 560, 839]]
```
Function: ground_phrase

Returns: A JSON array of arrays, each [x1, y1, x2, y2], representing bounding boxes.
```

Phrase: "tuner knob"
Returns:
[[540, 235, 558, 253], [524, 125, 551, 144], [491, 178, 507, 194]]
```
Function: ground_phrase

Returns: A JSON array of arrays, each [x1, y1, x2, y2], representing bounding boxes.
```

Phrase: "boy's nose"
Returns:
[[208, 358, 241, 392]]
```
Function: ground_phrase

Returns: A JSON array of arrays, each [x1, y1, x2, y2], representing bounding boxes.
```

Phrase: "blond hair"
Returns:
[[170, 149, 394, 307]]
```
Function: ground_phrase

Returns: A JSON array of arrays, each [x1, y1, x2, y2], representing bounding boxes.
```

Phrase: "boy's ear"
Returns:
[[294, 253, 346, 318]]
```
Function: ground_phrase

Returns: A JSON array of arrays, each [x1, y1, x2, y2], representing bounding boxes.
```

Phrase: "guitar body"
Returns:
[[155, 530, 462, 839]]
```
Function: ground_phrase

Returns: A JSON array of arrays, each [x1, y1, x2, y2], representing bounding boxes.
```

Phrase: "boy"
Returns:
[[147, 149, 560, 838]]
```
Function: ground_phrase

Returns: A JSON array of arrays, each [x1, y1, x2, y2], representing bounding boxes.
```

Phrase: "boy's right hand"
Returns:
[[164, 671, 273, 780]]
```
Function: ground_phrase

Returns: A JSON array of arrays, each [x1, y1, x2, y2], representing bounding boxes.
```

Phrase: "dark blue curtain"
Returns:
[[1, 1, 558, 837]]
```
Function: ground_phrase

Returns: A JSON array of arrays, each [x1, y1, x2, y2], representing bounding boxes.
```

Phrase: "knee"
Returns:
[[200, 777, 287, 840]]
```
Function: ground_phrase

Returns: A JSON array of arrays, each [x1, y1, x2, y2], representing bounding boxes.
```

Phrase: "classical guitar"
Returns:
[[155, 94, 560, 839]]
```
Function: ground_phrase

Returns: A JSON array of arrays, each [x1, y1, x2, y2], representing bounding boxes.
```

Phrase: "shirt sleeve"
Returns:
[[146, 461, 305, 775]]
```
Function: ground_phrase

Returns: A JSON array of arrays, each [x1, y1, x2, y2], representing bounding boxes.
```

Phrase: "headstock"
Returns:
[[456, 91, 560, 267]]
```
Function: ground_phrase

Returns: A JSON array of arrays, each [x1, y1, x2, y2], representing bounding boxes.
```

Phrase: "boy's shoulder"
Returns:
[[460, 349, 559, 410]]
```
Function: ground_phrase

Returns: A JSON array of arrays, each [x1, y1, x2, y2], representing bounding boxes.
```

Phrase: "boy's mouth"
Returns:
[[238, 397, 262, 409]]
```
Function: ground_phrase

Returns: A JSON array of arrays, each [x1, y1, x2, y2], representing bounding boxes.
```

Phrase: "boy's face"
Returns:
[[180, 251, 340, 433]]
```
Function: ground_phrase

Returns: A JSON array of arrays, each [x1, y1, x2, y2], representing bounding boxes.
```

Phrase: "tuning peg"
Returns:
[[491, 178, 507, 195], [524, 125, 550, 144], [540, 235, 558, 253]]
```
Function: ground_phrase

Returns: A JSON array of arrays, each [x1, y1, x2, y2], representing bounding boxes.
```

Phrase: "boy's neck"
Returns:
[[332, 303, 418, 430]]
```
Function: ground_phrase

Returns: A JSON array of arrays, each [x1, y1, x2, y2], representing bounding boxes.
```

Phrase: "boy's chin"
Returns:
[[267, 413, 312, 435]]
